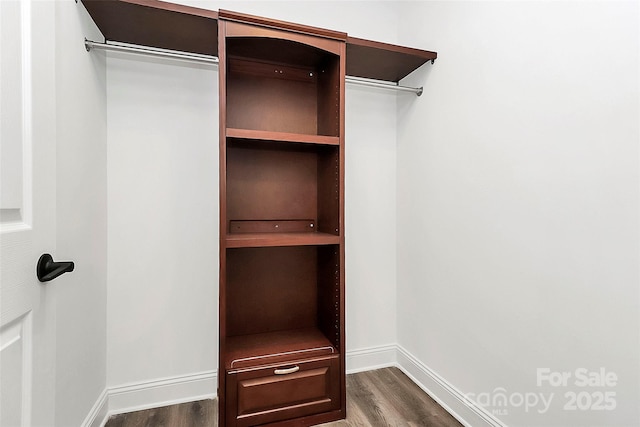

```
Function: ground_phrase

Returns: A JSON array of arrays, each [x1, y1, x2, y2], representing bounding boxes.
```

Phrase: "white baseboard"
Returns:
[[346, 344, 397, 374], [108, 370, 217, 416], [81, 347, 505, 427], [396, 345, 506, 427], [345, 343, 506, 426], [81, 388, 109, 427], [81, 370, 217, 427]]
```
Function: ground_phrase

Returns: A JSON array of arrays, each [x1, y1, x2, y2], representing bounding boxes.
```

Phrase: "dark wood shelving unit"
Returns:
[[218, 12, 346, 426], [80, 2, 437, 426]]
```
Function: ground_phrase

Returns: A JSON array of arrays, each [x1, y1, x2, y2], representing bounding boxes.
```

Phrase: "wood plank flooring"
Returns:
[[105, 399, 216, 427], [105, 367, 462, 427]]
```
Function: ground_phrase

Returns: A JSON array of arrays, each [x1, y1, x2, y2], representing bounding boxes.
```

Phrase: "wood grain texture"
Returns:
[[226, 232, 340, 248], [226, 247, 317, 337], [226, 64, 318, 135], [81, 1, 438, 84], [226, 143, 319, 223], [219, 16, 346, 425], [225, 330, 335, 370], [226, 128, 339, 146], [228, 356, 340, 426], [105, 367, 461, 427], [218, 18, 229, 423], [81, 0, 218, 56], [220, 10, 347, 43], [346, 37, 437, 83], [106, 400, 216, 427], [320, 367, 464, 427]]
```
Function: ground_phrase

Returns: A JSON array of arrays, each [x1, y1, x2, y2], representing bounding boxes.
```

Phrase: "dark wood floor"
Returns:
[[105, 367, 462, 427]]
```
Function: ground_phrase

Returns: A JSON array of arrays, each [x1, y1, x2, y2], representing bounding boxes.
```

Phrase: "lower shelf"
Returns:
[[225, 328, 336, 370]]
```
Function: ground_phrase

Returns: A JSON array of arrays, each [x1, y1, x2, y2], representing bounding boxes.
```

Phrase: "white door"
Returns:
[[1, 0, 58, 425]]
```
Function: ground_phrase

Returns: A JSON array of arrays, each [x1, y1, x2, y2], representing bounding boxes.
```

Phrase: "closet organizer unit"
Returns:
[[81, 2, 436, 426], [220, 11, 346, 427]]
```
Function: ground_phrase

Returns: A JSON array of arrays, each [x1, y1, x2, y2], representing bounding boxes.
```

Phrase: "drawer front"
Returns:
[[227, 355, 340, 427]]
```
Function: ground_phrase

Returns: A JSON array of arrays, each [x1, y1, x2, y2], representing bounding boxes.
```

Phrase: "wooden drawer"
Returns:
[[226, 355, 340, 427]]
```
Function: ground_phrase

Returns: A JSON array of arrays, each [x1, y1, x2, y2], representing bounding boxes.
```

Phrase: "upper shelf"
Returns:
[[80, 0, 437, 83], [347, 37, 437, 82], [81, 0, 219, 56]]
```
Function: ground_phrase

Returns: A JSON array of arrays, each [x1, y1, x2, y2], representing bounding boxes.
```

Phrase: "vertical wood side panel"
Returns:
[[338, 40, 347, 420], [217, 18, 228, 427]]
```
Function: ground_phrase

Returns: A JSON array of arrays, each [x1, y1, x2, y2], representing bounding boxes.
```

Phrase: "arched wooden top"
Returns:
[[223, 21, 343, 58], [219, 9, 347, 41]]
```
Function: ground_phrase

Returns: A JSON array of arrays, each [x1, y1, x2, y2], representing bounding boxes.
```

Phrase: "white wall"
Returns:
[[54, 2, 108, 426], [105, 1, 400, 402], [396, 1, 639, 426], [106, 55, 219, 387], [345, 85, 397, 355]]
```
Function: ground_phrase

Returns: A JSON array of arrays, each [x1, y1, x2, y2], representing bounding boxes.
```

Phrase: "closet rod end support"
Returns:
[[416, 87, 424, 97], [84, 39, 92, 52], [431, 59, 435, 65]]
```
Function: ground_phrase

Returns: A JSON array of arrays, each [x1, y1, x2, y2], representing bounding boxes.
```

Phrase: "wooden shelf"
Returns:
[[226, 128, 340, 146], [226, 232, 340, 248], [225, 328, 337, 369], [81, 1, 437, 84], [346, 37, 437, 82], [81, 0, 219, 56]]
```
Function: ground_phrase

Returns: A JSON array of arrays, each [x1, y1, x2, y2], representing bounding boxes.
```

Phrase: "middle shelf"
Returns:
[[225, 136, 341, 244], [226, 128, 340, 146], [226, 231, 339, 248]]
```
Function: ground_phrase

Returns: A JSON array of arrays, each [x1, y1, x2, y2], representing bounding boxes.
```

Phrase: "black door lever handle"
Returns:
[[37, 253, 75, 282]]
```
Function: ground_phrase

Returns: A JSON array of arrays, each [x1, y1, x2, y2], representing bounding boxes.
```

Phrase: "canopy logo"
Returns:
[[464, 388, 554, 416]]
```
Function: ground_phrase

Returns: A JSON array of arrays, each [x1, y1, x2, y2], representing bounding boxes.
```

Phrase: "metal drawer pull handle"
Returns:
[[274, 366, 300, 375]]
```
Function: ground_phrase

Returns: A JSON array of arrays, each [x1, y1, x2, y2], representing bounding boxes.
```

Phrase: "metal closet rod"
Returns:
[[84, 39, 219, 64], [84, 39, 424, 96]]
